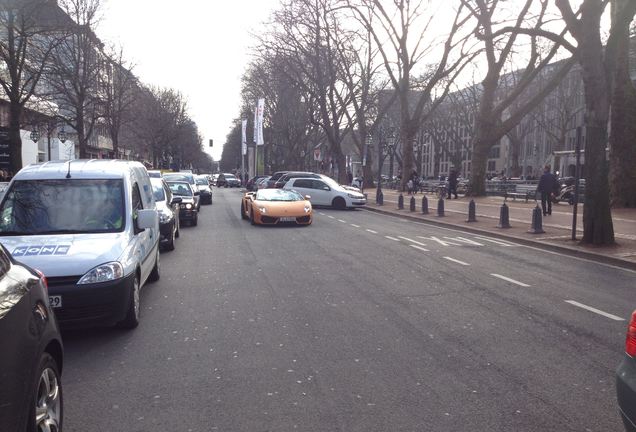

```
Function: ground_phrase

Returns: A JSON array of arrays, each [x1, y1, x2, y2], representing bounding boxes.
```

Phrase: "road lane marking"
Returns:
[[385, 236, 400, 241], [350, 224, 361, 228], [474, 236, 517, 247], [398, 236, 428, 247], [328, 215, 335, 219], [366, 229, 378, 234], [410, 245, 429, 252], [417, 236, 460, 246], [443, 257, 470, 266], [564, 300, 625, 321], [447, 237, 484, 246], [490, 274, 530, 287], [338, 219, 347, 223]]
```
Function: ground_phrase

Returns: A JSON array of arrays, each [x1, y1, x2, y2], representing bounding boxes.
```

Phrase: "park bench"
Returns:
[[506, 184, 537, 202]]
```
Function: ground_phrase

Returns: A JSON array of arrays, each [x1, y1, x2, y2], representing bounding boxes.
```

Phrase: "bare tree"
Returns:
[[0, 0, 66, 173], [102, 46, 136, 158], [347, 0, 475, 190], [47, 0, 103, 159]]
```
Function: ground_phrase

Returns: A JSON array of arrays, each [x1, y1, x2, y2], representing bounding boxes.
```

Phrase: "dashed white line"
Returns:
[[564, 300, 625, 321], [398, 236, 428, 247], [319, 212, 326, 216], [490, 274, 530, 287], [385, 236, 400, 241], [350, 224, 361, 228], [474, 236, 517, 247], [366, 229, 378, 234], [410, 245, 430, 252], [328, 215, 335, 219], [443, 257, 470, 266], [338, 219, 347, 223]]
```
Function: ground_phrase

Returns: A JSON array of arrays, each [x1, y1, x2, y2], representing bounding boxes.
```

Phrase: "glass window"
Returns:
[[312, 180, 328, 190], [168, 182, 193, 197], [0, 179, 125, 234], [152, 183, 166, 202], [293, 179, 313, 188]]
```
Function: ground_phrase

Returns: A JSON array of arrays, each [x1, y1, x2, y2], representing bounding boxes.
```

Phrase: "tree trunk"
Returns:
[[77, 115, 87, 159], [400, 126, 416, 191], [608, 0, 636, 207], [8, 102, 23, 175], [470, 137, 490, 196]]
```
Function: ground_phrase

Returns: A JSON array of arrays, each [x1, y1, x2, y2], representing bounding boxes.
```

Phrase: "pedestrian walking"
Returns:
[[347, 169, 353, 185], [447, 168, 459, 199], [537, 165, 559, 216]]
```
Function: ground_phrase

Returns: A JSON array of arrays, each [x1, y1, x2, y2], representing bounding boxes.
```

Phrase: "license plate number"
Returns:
[[279, 217, 296, 222], [49, 295, 62, 308]]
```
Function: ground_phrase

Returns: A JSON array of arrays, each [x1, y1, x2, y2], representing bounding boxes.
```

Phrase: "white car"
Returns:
[[284, 175, 366, 209]]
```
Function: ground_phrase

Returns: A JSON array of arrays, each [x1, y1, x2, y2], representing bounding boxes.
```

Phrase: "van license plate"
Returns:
[[49, 296, 62, 308], [279, 217, 296, 222]]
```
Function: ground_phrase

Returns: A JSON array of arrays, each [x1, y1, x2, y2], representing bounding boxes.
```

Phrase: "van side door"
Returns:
[[131, 183, 153, 284]]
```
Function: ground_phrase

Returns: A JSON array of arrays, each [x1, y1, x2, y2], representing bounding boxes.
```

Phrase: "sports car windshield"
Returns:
[[0, 179, 125, 235], [255, 189, 303, 202]]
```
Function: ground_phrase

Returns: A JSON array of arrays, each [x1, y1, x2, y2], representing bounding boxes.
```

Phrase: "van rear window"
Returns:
[[0, 179, 125, 235]]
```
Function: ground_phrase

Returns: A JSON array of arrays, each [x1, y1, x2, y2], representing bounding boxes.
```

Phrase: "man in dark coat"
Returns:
[[448, 168, 459, 199], [537, 165, 559, 216]]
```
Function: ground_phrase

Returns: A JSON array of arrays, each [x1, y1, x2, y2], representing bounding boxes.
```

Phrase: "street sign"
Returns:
[[313, 149, 321, 161]]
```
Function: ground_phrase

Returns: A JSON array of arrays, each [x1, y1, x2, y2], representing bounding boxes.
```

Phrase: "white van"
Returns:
[[0, 160, 160, 329]]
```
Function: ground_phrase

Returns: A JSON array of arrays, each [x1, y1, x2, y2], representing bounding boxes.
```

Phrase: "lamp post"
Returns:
[[29, 128, 41, 144], [375, 128, 395, 204]]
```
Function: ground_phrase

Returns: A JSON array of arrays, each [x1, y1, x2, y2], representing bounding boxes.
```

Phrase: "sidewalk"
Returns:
[[363, 188, 636, 270]]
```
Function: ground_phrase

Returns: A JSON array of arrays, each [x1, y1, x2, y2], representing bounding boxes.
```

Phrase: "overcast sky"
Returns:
[[97, 0, 280, 160]]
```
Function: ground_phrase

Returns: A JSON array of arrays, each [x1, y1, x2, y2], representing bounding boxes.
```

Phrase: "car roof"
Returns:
[[13, 159, 146, 180]]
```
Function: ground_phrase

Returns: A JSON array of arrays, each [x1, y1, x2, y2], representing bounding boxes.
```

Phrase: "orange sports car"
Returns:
[[241, 188, 312, 226]]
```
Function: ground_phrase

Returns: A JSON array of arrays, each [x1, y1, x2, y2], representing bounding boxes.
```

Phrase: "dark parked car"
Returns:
[[167, 181, 199, 226], [195, 175, 213, 204], [246, 175, 269, 191], [266, 171, 289, 188], [617, 309, 636, 432], [274, 171, 321, 188], [163, 172, 201, 210], [0, 244, 64, 432], [223, 173, 241, 187], [151, 178, 181, 251]]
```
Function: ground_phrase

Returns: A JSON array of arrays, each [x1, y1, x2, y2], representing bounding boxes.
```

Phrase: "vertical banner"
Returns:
[[241, 119, 247, 156], [256, 98, 265, 146]]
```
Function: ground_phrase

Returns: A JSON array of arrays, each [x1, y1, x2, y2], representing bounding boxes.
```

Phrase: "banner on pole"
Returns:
[[241, 119, 247, 156], [256, 98, 265, 146]]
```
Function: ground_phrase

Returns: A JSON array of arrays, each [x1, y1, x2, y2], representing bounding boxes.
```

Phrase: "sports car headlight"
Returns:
[[78, 262, 124, 284], [304, 205, 311, 213], [259, 206, 267, 213]]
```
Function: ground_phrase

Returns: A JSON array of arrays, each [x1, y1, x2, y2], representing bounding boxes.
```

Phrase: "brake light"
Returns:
[[627, 310, 636, 357], [35, 269, 48, 291]]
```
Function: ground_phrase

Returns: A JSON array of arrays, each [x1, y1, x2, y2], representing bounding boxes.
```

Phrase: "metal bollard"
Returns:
[[466, 199, 477, 222], [437, 197, 445, 217], [398, 193, 404, 210], [421, 195, 429, 214], [528, 205, 546, 234], [409, 196, 416, 212], [377, 189, 384, 206], [497, 203, 511, 228]]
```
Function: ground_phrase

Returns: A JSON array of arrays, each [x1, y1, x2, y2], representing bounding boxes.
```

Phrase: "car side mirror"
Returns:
[[171, 197, 182, 205], [136, 209, 158, 232], [304, 195, 311, 200]]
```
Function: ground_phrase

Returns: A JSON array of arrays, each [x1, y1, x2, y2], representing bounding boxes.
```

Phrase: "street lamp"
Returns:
[[30, 129, 41, 143], [375, 128, 396, 205]]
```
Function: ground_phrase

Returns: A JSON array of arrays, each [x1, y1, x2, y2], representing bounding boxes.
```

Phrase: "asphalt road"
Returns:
[[61, 187, 634, 432]]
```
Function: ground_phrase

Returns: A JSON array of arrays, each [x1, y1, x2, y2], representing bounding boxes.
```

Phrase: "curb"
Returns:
[[363, 206, 636, 272]]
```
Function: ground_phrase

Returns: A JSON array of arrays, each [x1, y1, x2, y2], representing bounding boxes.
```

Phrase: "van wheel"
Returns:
[[118, 275, 140, 329], [149, 250, 160, 282], [332, 197, 346, 210], [27, 353, 63, 432]]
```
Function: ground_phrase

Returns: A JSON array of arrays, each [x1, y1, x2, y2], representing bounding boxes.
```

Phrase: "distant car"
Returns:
[[195, 175, 213, 204], [256, 176, 271, 190], [0, 244, 64, 432], [617, 309, 636, 432], [216, 173, 227, 188], [147, 170, 162, 178], [284, 175, 366, 209], [163, 172, 201, 210], [274, 171, 321, 188], [246, 175, 269, 192], [210, 174, 218, 186], [241, 188, 312, 226], [266, 171, 289, 188], [151, 178, 181, 251], [166, 181, 199, 226], [224, 173, 241, 188]]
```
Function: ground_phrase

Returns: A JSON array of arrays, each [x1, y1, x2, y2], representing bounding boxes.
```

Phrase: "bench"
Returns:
[[505, 184, 537, 202]]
